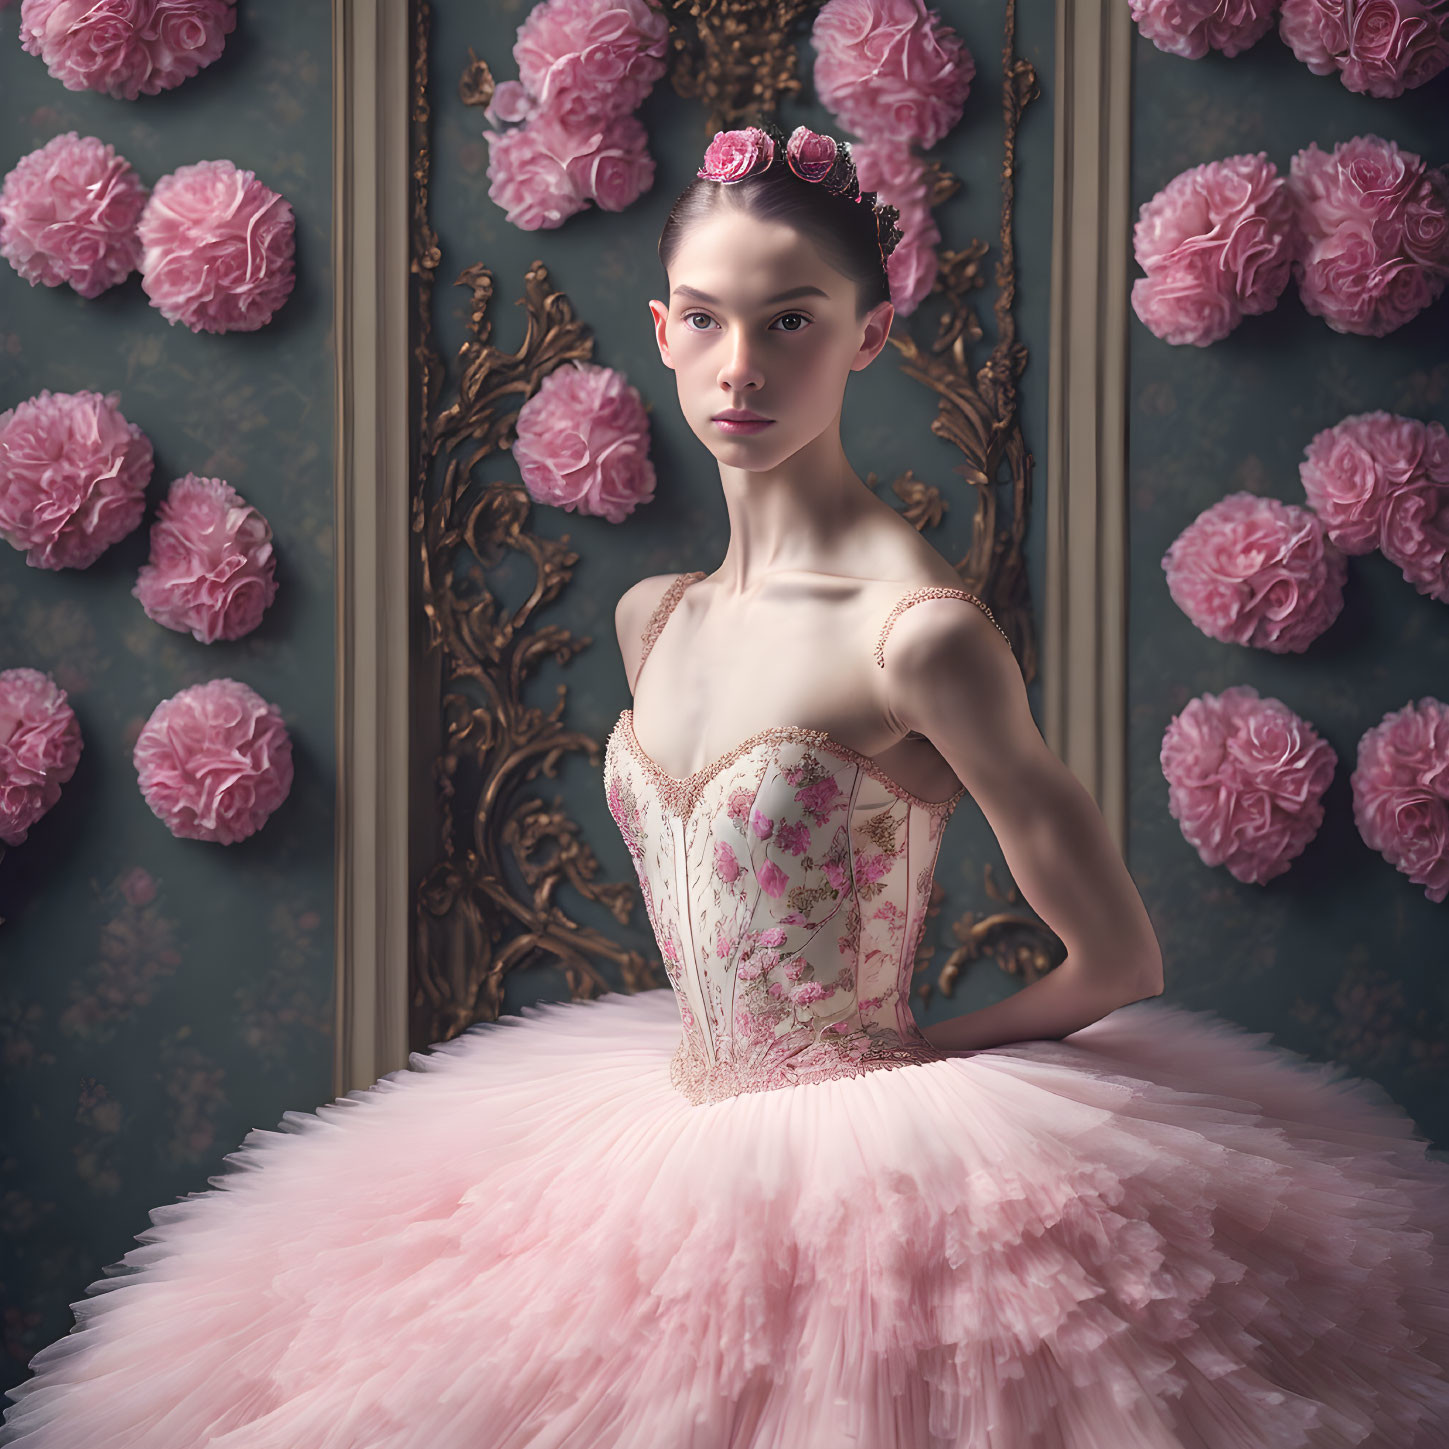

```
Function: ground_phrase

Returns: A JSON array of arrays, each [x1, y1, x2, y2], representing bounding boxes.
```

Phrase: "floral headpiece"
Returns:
[[696, 123, 903, 276]]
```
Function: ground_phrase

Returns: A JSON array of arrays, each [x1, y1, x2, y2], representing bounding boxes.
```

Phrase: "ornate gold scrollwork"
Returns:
[[407, 0, 1057, 1047]]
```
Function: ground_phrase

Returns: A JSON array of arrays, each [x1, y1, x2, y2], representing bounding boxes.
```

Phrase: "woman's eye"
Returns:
[[681, 311, 810, 333]]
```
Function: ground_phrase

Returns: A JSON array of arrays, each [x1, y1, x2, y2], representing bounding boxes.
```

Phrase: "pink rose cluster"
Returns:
[[811, 0, 977, 317], [18, 0, 237, 100], [1300, 411, 1449, 603], [484, 0, 669, 230], [1160, 685, 1338, 886], [1134, 136, 1448, 344], [1351, 697, 1449, 904], [0, 136, 296, 332], [0, 667, 84, 848], [513, 361, 656, 523], [1132, 153, 1301, 347], [0, 388, 279, 633], [1131, 0, 1448, 97], [1162, 492, 1348, 653], [133, 678, 293, 845], [1288, 136, 1449, 338]]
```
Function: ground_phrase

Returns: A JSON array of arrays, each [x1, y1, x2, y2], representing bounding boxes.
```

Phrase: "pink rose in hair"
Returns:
[[698, 127, 775, 184]]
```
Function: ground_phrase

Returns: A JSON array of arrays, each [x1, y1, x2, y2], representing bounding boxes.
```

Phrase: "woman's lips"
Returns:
[[713, 417, 775, 434]]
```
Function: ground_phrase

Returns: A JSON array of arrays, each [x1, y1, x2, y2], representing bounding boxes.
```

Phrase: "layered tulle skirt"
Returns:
[[3, 988, 1447, 1448]]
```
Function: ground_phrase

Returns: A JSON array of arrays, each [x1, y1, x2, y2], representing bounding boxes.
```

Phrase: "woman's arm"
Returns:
[[879, 598, 1165, 1053]]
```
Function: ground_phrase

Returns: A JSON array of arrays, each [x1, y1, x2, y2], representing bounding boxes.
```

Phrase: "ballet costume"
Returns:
[[3, 572, 1446, 1448]]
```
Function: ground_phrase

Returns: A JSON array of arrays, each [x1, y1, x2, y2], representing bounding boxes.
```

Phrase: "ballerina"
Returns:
[[3, 120, 1446, 1449]]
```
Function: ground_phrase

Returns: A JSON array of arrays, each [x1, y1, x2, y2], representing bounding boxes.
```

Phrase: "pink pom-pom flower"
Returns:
[[1300, 410, 1449, 601], [137, 159, 295, 334], [1129, 0, 1280, 58], [512, 361, 656, 523], [850, 139, 941, 317], [133, 678, 293, 845], [0, 667, 84, 848], [1351, 697, 1449, 903], [1133, 153, 1301, 346], [0, 388, 153, 570], [132, 474, 278, 643], [18, 0, 237, 101], [1161, 685, 1338, 885], [0, 132, 147, 298], [486, 110, 655, 230], [1162, 492, 1348, 652], [811, 0, 976, 150], [1287, 135, 1449, 337], [509, 0, 668, 132], [1279, 0, 1449, 98]]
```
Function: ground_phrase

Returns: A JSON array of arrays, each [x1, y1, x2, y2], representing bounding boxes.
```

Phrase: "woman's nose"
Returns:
[[718, 339, 764, 392]]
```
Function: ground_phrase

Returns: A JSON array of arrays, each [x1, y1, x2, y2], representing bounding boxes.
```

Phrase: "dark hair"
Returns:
[[658, 121, 902, 323]]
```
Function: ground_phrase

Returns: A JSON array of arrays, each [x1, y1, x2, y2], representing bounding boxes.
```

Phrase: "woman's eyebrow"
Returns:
[[670, 284, 829, 305]]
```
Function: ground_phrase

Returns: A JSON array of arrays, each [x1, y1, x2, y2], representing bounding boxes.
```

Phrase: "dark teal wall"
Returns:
[[1126, 39, 1449, 1142], [0, 9, 336, 1388]]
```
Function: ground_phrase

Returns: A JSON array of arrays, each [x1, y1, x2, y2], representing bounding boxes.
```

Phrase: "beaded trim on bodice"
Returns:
[[873, 585, 1012, 665]]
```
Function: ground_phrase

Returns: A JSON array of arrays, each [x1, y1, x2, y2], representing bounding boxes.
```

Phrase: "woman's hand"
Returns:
[[880, 594, 1165, 1049]]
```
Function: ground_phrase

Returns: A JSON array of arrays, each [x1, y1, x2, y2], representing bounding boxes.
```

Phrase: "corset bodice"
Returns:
[[603, 569, 1012, 1106], [604, 709, 964, 1104]]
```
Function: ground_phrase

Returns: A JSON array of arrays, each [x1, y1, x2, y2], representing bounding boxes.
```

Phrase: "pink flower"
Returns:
[[774, 819, 811, 855], [854, 850, 890, 884], [513, 0, 668, 130], [19, 0, 237, 100], [789, 980, 832, 1005], [1279, 0, 1449, 97], [811, 0, 975, 149], [757, 926, 787, 948], [0, 388, 152, 570], [1132, 153, 1300, 346], [1161, 492, 1348, 653], [513, 360, 656, 523], [714, 839, 742, 884], [850, 140, 942, 317], [132, 474, 279, 643], [795, 774, 845, 824], [1161, 685, 1337, 885], [138, 160, 296, 334], [1287, 136, 1449, 336], [132, 679, 293, 845], [566, 112, 656, 213], [725, 786, 754, 825], [0, 668, 84, 847], [785, 126, 839, 183], [1129, 0, 1279, 58], [750, 806, 775, 839], [1351, 697, 1449, 903], [0, 132, 147, 298], [822, 858, 849, 891], [697, 126, 774, 183], [757, 858, 791, 898], [1300, 411, 1449, 597]]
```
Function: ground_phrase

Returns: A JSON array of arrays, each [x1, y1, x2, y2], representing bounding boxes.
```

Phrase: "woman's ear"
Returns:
[[852, 299, 895, 371], [648, 300, 674, 370]]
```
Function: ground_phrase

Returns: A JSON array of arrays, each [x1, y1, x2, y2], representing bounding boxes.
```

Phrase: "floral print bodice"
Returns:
[[604, 572, 1013, 1106]]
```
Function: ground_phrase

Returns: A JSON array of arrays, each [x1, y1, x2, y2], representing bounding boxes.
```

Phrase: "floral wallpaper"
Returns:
[[1125, 38, 1448, 1144], [0, 6, 335, 1389]]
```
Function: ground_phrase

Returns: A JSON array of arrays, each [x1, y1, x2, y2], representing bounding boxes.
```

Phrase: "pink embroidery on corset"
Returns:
[[873, 587, 1013, 668]]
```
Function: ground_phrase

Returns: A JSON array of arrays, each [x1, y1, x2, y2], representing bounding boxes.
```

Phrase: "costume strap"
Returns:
[[637, 571, 707, 678], [873, 587, 1011, 668]]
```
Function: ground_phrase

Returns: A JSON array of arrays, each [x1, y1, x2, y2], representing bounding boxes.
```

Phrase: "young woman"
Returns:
[[4, 120, 1446, 1449]]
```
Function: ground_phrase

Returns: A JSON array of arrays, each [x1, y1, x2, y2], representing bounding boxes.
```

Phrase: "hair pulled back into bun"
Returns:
[[658, 120, 900, 322]]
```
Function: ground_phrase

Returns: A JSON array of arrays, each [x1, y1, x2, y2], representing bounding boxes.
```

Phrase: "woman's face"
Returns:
[[649, 209, 894, 472]]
